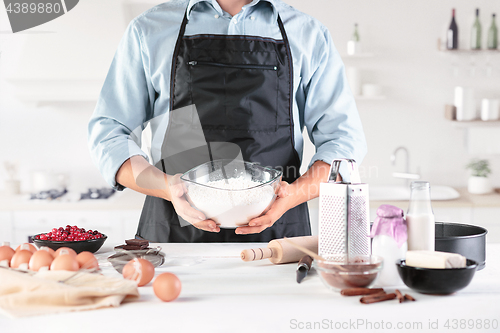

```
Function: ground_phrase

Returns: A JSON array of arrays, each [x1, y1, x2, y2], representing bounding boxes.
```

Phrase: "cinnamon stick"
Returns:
[[395, 289, 404, 303], [360, 293, 397, 304], [404, 294, 416, 301], [341, 288, 385, 296]]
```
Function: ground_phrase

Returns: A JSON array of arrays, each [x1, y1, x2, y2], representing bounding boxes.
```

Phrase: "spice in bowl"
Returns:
[[313, 255, 383, 291]]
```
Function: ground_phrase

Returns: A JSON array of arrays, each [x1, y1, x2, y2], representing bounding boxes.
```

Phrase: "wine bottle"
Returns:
[[487, 14, 498, 50], [447, 8, 459, 50], [352, 23, 360, 42], [471, 8, 482, 50]]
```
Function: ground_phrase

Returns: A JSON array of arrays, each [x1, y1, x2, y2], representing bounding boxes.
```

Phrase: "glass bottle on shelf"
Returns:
[[352, 23, 360, 42], [487, 13, 498, 50], [470, 8, 482, 50], [447, 8, 459, 50], [406, 181, 435, 251], [347, 23, 362, 55]]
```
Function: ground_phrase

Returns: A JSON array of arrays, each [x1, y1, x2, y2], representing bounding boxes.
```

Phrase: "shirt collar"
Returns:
[[186, 0, 277, 22]]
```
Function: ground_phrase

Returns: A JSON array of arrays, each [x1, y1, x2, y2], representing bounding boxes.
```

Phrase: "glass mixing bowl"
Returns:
[[181, 159, 282, 228], [313, 255, 383, 291]]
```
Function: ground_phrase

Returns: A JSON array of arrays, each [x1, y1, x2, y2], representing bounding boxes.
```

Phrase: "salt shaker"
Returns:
[[406, 181, 435, 251], [371, 204, 408, 286]]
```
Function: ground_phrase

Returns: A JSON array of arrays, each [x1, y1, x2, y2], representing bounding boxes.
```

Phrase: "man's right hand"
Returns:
[[167, 174, 220, 233]]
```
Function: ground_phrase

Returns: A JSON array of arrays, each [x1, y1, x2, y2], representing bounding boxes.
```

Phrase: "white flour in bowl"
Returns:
[[186, 177, 276, 228]]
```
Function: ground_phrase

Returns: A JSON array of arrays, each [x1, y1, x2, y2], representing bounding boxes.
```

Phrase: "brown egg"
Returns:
[[76, 251, 99, 269], [10, 250, 33, 268], [15, 243, 37, 253], [54, 247, 77, 258], [153, 273, 182, 302], [39, 246, 55, 257], [122, 258, 155, 287], [50, 253, 79, 271], [29, 250, 54, 271], [0, 244, 15, 264]]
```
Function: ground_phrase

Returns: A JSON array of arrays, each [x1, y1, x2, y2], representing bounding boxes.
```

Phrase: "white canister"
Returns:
[[481, 99, 500, 121], [454, 87, 477, 121], [362, 83, 382, 97], [370, 204, 408, 287], [347, 41, 362, 55], [372, 235, 407, 286], [346, 67, 361, 96]]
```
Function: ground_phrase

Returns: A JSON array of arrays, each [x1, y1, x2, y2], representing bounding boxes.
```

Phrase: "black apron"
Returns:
[[136, 8, 311, 242]]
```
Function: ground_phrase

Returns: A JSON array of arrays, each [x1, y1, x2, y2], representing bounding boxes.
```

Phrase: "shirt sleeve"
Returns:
[[303, 26, 367, 172], [88, 20, 155, 190]]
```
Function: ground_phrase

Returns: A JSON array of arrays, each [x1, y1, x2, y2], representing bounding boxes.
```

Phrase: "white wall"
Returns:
[[0, 0, 499, 193], [289, 0, 500, 187]]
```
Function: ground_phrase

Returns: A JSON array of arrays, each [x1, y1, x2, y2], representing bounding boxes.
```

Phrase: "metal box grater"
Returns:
[[319, 159, 370, 258]]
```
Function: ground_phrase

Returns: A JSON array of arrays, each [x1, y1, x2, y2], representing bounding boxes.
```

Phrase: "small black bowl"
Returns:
[[33, 234, 107, 254], [396, 259, 478, 295]]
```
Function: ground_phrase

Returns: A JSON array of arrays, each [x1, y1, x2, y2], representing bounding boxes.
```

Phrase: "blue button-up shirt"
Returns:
[[88, 0, 367, 190]]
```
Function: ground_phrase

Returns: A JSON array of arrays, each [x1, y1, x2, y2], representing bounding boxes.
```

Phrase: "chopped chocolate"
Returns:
[[125, 239, 149, 246]]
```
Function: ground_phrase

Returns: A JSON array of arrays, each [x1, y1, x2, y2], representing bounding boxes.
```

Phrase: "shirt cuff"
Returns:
[[308, 146, 366, 183], [98, 140, 149, 191]]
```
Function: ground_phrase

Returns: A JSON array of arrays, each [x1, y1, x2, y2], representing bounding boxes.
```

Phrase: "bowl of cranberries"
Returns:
[[33, 225, 107, 253]]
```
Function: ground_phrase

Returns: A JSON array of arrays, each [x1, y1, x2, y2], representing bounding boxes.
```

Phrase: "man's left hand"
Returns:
[[235, 181, 290, 235]]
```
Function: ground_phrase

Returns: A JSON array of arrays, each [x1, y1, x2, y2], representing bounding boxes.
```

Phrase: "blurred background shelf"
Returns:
[[450, 120, 500, 128]]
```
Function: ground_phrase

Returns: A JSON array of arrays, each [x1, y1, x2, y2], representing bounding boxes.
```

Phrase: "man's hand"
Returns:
[[167, 174, 220, 233], [234, 160, 331, 235], [235, 181, 290, 235]]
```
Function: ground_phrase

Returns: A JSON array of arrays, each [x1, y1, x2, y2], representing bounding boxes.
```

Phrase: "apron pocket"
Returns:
[[189, 61, 278, 132]]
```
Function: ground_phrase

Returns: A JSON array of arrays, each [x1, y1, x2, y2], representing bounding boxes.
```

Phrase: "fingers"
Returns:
[[235, 223, 272, 235], [171, 194, 219, 233], [192, 220, 220, 233], [173, 195, 206, 221], [236, 215, 274, 235]]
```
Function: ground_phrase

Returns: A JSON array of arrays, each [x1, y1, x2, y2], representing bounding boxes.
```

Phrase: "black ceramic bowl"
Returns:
[[33, 234, 107, 254], [396, 259, 478, 294]]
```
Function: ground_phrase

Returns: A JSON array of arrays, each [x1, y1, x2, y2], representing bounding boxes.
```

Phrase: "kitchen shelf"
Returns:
[[449, 120, 500, 128], [354, 95, 386, 101], [438, 49, 500, 54], [342, 52, 376, 58]]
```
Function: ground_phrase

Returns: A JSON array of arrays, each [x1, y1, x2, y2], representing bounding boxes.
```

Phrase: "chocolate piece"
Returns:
[[115, 244, 149, 251], [125, 239, 149, 246]]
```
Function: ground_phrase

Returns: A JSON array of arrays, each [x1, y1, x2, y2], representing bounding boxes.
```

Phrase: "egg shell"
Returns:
[[76, 251, 99, 269], [153, 273, 182, 302], [50, 254, 79, 271], [122, 258, 155, 287], [0, 245, 15, 263], [55, 247, 77, 258], [29, 250, 54, 271], [39, 246, 55, 257], [11, 250, 33, 268], [15, 243, 37, 253]]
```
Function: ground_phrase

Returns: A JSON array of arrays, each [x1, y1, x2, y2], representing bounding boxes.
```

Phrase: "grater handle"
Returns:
[[327, 159, 361, 184]]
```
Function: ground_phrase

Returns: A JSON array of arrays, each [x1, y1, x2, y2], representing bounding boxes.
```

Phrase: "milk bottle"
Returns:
[[406, 181, 435, 251]]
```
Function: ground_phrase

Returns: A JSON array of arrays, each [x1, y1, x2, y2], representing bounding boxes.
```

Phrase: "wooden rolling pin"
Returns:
[[240, 235, 318, 264]]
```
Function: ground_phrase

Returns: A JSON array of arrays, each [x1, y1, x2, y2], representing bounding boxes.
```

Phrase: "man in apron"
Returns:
[[88, 0, 367, 243]]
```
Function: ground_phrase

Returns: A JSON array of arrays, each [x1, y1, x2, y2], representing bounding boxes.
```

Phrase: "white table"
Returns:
[[2, 243, 500, 333]]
